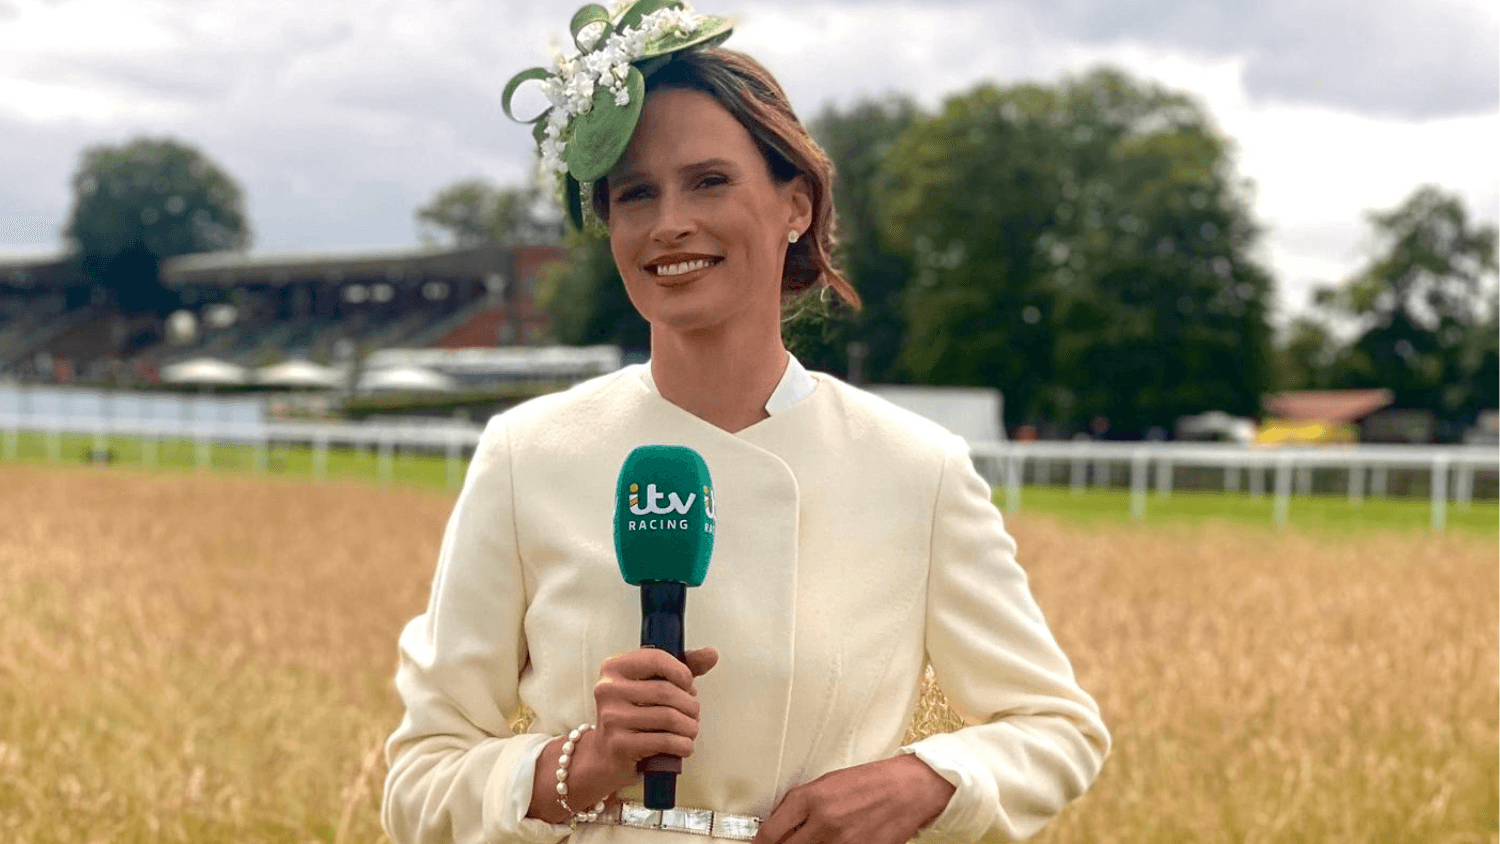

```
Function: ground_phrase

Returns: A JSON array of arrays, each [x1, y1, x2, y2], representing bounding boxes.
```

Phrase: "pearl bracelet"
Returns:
[[556, 724, 606, 823]]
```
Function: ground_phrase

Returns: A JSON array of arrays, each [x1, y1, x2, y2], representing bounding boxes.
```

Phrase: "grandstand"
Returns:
[[0, 243, 566, 387]]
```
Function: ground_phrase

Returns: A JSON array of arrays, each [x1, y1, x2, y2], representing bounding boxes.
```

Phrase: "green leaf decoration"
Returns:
[[502, 67, 551, 124], [569, 4, 613, 49], [564, 172, 587, 232], [617, 0, 681, 32], [565, 66, 646, 183], [635, 14, 733, 61]]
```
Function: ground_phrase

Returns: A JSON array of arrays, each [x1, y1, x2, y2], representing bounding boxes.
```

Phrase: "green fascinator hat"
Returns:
[[502, 0, 734, 229]]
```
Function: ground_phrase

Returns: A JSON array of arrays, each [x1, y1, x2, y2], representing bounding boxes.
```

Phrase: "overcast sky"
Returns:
[[1, 0, 1496, 323]]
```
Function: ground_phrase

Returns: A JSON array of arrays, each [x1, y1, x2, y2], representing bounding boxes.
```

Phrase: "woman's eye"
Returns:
[[698, 174, 728, 189], [615, 186, 650, 203]]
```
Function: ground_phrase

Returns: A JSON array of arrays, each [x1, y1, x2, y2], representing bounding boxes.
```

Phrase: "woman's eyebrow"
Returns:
[[611, 170, 647, 190], [682, 158, 736, 174]]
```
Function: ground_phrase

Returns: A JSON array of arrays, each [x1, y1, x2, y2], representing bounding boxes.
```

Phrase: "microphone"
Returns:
[[613, 444, 716, 810]]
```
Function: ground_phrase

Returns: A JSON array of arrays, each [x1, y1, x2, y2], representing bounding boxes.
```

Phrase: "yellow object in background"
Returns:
[[1256, 418, 1359, 446]]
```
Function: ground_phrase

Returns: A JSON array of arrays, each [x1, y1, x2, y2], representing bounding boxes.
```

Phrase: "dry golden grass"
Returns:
[[0, 464, 1494, 843]]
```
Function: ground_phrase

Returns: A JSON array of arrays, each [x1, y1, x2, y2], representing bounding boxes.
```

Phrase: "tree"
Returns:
[[879, 68, 1275, 435], [1312, 185, 1498, 422], [415, 178, 562, 247], [64, 136, 250, 312], [1274, 315, 1343, 390], [785, 95, 920, 383], [536, 235, 649, 350]]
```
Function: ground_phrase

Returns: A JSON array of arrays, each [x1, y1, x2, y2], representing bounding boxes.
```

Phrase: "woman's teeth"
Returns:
[[654, 258, 716, 277]]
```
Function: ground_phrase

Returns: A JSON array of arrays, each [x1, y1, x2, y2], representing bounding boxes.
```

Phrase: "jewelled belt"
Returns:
[[579, 801, 762, 839]]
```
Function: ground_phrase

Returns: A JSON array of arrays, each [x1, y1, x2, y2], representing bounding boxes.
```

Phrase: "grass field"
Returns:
[[0, 462, 1495, 843]]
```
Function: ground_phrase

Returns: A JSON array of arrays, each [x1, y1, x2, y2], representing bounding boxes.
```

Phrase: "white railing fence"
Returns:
[[2, 384, 1495, 532], [969, 440, 1497, 532], [0, 412, 486, 492]]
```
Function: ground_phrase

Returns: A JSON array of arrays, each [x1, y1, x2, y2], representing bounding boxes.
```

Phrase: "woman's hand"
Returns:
[[528, 646, 719, 823], [591, 646, 719, 788], [752, 755, 955, 844]]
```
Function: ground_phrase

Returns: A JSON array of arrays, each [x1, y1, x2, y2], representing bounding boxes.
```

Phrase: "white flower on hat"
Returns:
[[530, 1, 710, 181], [576, 21, 607, 50]]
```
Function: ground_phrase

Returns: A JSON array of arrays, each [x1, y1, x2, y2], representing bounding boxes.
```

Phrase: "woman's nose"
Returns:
[[649, 191, 695, 244]]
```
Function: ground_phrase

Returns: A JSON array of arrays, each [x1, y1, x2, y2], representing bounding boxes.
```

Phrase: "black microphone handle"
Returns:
[[638, 580, 687, 810]]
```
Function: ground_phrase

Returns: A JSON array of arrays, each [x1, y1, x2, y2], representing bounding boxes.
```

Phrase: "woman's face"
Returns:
[[606, 87, 811, 337]]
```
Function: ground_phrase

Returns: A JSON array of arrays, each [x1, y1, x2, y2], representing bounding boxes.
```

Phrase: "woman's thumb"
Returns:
[[684, 646, 719, 678]]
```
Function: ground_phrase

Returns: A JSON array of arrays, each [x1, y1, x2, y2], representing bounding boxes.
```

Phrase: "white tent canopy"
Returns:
[[161, 357, 248, 386], [356, 365, 458, 394], [868, 385, 1004, 445], [255, 359, 344, 390], [364, 345, 622, 379]]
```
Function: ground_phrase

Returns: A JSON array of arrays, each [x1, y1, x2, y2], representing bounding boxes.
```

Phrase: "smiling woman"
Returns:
[[381, 4, 1110, 844], [590, 49, 856, 310], [604, 86, 809, 355]]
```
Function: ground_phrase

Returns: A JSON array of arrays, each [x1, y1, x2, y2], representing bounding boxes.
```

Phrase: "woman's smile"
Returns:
[[647, 254, 724, 281]]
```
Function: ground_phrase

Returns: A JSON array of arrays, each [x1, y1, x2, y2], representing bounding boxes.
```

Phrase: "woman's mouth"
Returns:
[[649, 257, 722, 277]]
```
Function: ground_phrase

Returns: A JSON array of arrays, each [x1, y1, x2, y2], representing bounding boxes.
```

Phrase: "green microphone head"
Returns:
[[614, 445, 715, 587]]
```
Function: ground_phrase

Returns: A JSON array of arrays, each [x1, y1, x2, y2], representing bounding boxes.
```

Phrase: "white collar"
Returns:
[[636, 352, 816, 417], [764, 352, 815, 416]]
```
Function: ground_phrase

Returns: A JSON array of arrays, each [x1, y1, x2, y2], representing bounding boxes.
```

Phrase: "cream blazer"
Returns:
[[383, 367, 1109, 844]]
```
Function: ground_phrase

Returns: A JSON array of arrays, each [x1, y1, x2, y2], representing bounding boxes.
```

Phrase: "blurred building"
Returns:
[[0, 243, 566, 386]]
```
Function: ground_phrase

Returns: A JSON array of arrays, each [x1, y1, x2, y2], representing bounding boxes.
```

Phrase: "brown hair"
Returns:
[[591, 48, 860, 310]]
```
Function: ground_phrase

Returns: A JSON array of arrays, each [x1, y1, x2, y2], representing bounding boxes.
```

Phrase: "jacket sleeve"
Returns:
[[901, 440, 1110, 843], [382, 416, 572, 844]]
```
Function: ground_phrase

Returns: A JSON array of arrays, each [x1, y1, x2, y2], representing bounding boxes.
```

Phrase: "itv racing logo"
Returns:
[[626, 482, 715, 532]]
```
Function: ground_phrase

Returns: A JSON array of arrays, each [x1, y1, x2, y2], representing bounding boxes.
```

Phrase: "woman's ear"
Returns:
[[784, 174, 814, 237]]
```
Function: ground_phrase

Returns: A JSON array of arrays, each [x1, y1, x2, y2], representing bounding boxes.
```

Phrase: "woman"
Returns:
[[383, 3, 1109, 842]]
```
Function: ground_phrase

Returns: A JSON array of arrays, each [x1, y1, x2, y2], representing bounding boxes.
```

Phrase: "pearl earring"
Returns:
[[788, 229, 801, 244]]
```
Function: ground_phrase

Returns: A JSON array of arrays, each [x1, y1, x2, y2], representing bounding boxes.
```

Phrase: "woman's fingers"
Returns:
[[598, 695, 700, 738], [609, 729, 697, 760], [605, 648, 698, 690], [751, 788, 808, 844], [600, 678, 701, 719]]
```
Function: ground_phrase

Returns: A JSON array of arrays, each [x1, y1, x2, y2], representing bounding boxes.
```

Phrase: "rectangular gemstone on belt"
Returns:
[[714, 814, 760, 839], [619, 803, 663, 827], [661, 807, 714, 834]]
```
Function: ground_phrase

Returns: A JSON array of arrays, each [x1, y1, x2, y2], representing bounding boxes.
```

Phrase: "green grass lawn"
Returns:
[[0, 429, 462, 491], [1006, 484, 1498, 536], [4, 429, 1495, 535]]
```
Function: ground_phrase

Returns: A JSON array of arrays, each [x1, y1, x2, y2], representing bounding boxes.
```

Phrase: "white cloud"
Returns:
[[1088, 42, 1500, 318], [0, 0, 1494, 323]]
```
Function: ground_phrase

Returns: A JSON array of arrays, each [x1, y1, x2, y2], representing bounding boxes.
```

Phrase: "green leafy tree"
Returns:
[[1274, 315, 1343, 390], [879, 68, 1274, 434], [416, 177, 562, 247], [1313, 185, 1498, 422], [785, 95, 919, 383], [537, 235, 649, 350], [64, 136, 250, 312]]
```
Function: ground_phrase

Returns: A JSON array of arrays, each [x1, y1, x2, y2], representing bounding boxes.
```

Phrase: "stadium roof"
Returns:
[[0, 251, 67, 272], [164, 245, 446, 272], [0, 249, 66, 268], [160, 243, 563, 287]]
